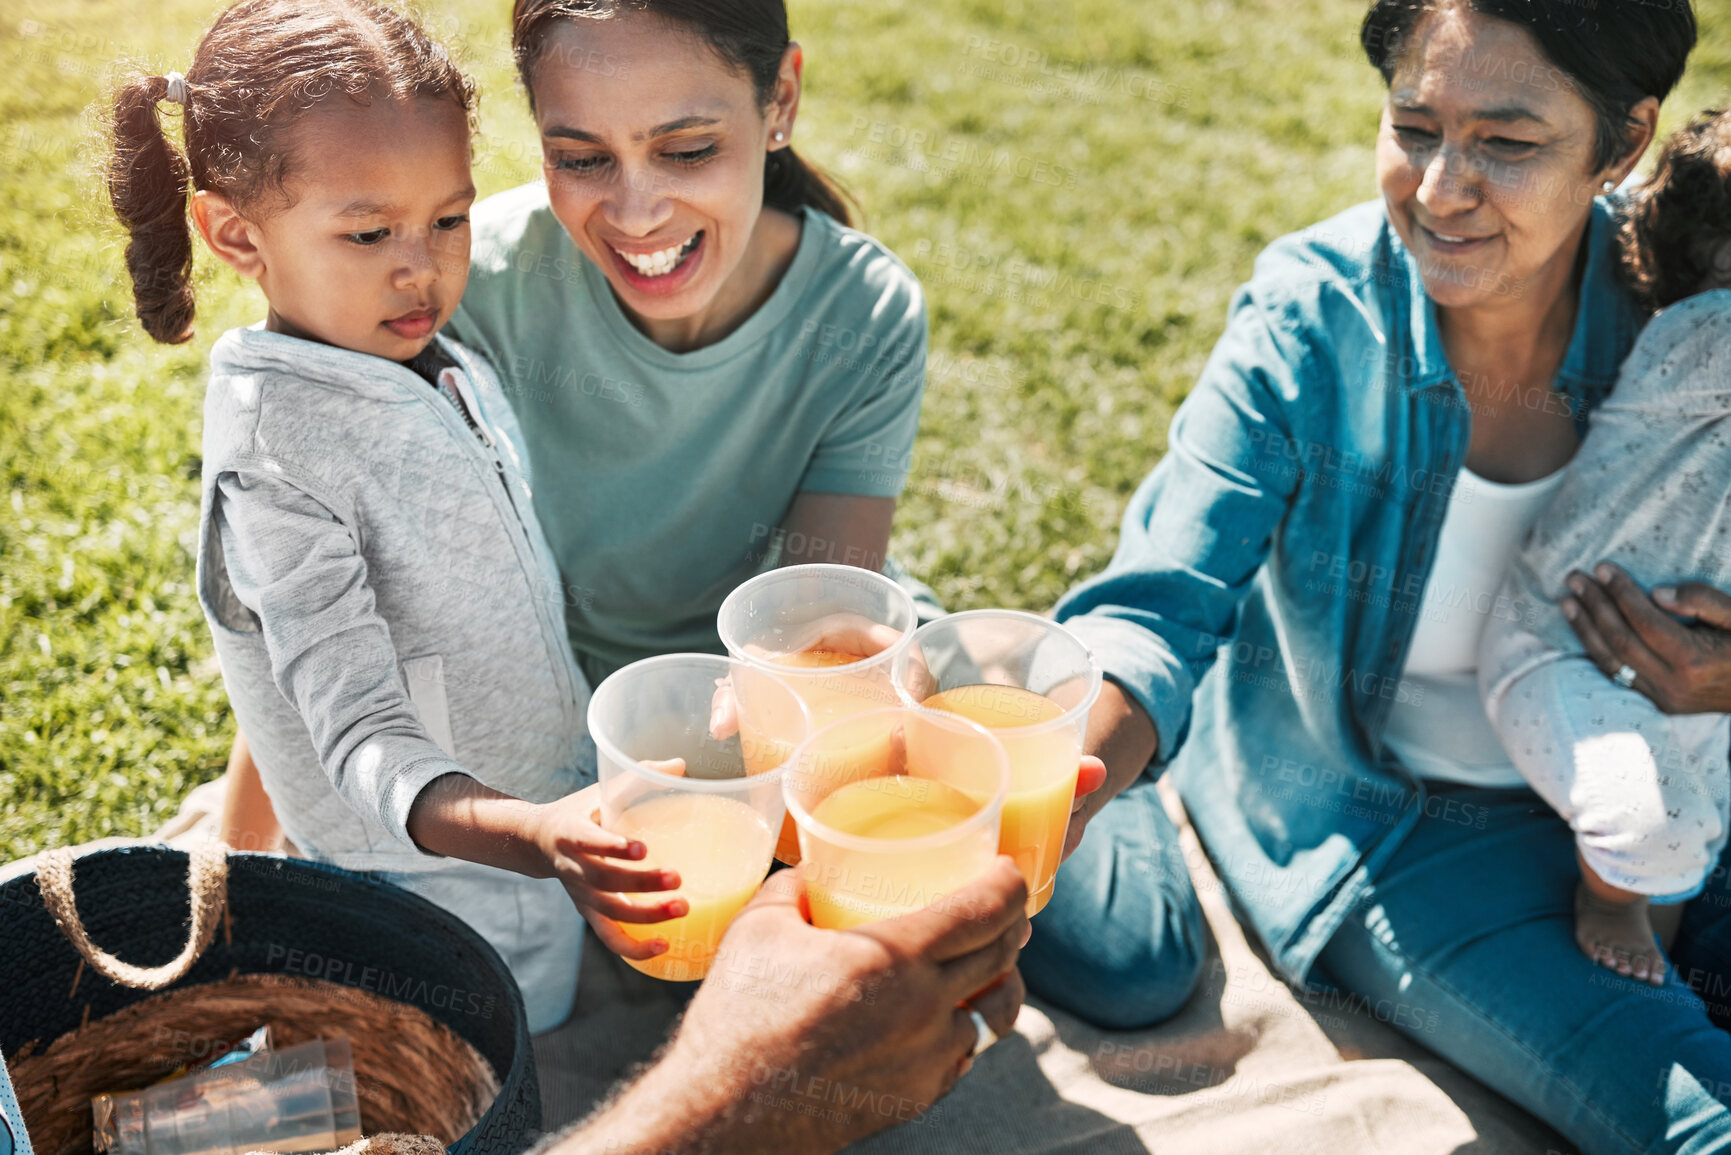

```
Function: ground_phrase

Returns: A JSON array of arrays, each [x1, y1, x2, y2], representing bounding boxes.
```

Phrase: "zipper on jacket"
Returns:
[[439, 367, 494, 447], [438, 368, 519, 512], [435, 349, 584, 715]]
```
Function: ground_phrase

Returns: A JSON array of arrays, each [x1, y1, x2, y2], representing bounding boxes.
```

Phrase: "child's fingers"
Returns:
[[579, 888, 691, 924], [771, 613, 902, 658], [640, 757, 687, 777], [887, 722, 908, 775], [900, 651, 938, 702], [579, 908, 669, 961], [552, 783, 644, 857], [554, 830, 648, 861], [574, 857, 683, 894]]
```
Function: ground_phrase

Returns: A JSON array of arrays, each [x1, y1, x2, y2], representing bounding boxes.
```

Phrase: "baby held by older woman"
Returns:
[[1482, 109, 1731, 985]]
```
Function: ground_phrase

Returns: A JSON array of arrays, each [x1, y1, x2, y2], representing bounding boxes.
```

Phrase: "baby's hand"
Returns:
[[534, 783, 687, 961]]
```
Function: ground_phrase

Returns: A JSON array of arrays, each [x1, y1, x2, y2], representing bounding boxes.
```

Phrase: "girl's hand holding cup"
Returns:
[[406, 774, 692, 965], [530, 783, 689, 962]]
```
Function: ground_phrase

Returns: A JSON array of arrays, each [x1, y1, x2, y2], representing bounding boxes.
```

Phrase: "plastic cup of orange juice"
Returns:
[[782, 706, 1009, 929], [893, 611, 1101, 914], [717, 564, 918, 863], [590, 654, 809, 981]]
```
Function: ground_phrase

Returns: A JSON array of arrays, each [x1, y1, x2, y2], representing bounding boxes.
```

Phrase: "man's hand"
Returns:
[[1562, 564, 1731, 715], [556, 857, 1030, 1155]]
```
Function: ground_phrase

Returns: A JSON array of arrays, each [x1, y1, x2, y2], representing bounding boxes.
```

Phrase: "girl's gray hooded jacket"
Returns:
[[196, 325, 591, 1031]]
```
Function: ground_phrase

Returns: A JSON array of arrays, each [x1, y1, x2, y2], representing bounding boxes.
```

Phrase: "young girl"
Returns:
[[110, 0, 683, 1033], [1481, 108, 1731, 986]]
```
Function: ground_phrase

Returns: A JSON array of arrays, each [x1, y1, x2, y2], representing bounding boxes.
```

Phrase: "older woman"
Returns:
[[1035, 1, 1731, 1150]]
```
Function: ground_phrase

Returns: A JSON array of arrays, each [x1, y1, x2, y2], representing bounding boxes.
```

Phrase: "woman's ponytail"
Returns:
[[107, 75, 196, 345], [764, 144, 854, 228]]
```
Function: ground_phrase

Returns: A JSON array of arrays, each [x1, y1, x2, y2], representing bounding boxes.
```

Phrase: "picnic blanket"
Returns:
[[530, 781, 1574, 1154], [7, 780, 1573, 1154]]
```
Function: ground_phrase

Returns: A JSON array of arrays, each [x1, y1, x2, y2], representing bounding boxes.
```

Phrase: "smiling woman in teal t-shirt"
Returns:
[[446, 1, 928, 685]]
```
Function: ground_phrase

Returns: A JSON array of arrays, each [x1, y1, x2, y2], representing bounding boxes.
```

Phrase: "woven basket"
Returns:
[[0, 846, 540, 1155]]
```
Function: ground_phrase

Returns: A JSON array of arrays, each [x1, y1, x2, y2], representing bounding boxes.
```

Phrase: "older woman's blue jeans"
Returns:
[[1317, 780, 1731, 1155], [1018, 772, 1207, 1030], [1028, 773, 1731, 1151]]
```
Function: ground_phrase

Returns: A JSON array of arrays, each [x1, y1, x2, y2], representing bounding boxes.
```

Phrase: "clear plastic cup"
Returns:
[[95, 1037, 361, 1155], [718, 564, 919, 863], [589, 654, 808, 981], [783, 706, 1010, 929], [895, 611, 1102, 914]]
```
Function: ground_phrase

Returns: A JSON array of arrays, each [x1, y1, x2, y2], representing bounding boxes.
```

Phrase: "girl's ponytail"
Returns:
[[764, 144, 854, 228], [103, 0, 476, 346], [108, 75, 196, 345]]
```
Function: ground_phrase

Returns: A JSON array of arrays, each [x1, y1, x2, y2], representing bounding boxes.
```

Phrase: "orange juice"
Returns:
[[771, 647, 860, 670], [767, 647, 898, 724], [920, 684, 1078, 914], [731, 663, 815, 863], [803, 775, 988, 929], [733, 664, 809, 775], [750, 647, 898, 864], [611, 792, 775, 981]]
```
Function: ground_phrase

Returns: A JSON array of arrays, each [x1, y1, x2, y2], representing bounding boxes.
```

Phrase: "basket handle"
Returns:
[[35, 842, 229, 991]]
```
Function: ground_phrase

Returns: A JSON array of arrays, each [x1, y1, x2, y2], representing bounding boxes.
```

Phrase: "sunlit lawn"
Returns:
[[4, 0, 1730, 858]]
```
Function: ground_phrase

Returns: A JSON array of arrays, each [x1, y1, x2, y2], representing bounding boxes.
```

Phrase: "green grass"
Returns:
[[4, 0, 1730, 859]]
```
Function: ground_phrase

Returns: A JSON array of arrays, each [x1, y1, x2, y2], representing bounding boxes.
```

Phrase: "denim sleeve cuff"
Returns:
[[1061, 615, 1197, 765]]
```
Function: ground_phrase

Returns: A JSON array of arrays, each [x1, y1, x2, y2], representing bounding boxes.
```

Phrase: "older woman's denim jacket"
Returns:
[[1056, 197, 1644, 985]]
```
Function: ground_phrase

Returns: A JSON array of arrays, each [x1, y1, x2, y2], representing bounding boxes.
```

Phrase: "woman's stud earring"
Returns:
[[1602, 179, 1616, 193], [774, 130, 786, 143]]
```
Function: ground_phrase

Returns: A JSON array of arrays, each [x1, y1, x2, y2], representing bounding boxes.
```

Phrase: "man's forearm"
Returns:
[[546, 1038, 784, 1155]]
